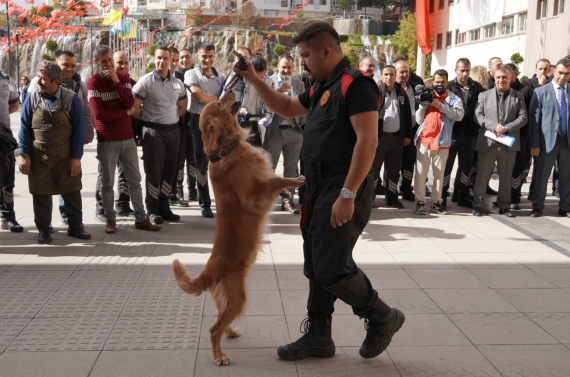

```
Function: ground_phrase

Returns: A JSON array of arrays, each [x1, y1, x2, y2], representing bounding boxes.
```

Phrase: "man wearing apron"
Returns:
[[18, 61, 90, 244]]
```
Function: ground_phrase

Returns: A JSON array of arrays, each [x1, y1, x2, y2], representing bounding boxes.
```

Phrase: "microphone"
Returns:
[[415, 84, 425, 94]]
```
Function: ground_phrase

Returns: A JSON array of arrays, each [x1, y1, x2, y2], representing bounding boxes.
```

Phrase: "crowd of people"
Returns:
[[0, 29, 568, 247]]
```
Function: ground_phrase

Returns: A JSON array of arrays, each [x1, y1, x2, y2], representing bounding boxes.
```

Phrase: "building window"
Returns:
[[448, 0, 454, 5], [429, 0, 434, 13], [281, 0, 288, 6], [439, 0, 444, 9], [455, 30, 466, 44], [320, 0, 326, 5], [554, 0, 566, 15], [518, 13, 527, 31], [264, 10, 279, 16], [436, 33, 443, 49], [537, 0, 547, 18], [501, 17, 514, 35], [484, 23, 496, 38], [446, 31, 452, 47], [469, 29, 480, 41]]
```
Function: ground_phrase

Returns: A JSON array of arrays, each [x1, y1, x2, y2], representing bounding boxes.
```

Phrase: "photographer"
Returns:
[[413, 69, 464, 215]]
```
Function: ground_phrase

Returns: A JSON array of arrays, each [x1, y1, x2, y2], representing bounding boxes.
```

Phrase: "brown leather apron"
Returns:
[[28, 108, 81, 195]]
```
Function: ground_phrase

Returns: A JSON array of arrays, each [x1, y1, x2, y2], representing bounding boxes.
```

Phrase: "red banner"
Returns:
[[415, 0, 432, 55]]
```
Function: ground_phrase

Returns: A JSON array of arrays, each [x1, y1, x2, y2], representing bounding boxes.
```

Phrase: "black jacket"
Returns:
[[378, 82, 413, 140], [486, 72, 495, 89], [521, 75, 553, 90], [510, 79, 533, 136], [448, 78, 483, 137]]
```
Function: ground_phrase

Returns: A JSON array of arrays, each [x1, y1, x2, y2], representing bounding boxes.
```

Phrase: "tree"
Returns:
[[232, 3, 257, 27], [391, 11, 417, 71], [42, 39, 60, 62], [510, 52, 524, 76], [273, 44, 286, 57], [186, 5, 204, 26], [335, 0, 356, 17]]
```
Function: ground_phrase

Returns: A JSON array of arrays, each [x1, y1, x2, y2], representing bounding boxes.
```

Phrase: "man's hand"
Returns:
[[68, 158, 81, 177], [403, 138, 411, 146], [278, 83, 292, 93], [538, 74, 548, 86], [430, 99, 441, 108], [530, 147, 541, 157], [126, 107, 135, 116], [494, 124, 507, 136], [330, 196, 355, 229], [102, 66, 120, 84], [19, 155, 31, 175]]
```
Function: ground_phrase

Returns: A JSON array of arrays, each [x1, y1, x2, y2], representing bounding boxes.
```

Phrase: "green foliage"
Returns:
[[148, 44, 158, 56], [186, 5, 204, 26], [270, 60, 278, 67], [45, 40, 59, 52], [510, 53, 524, 66], [346, 49, 360, 67], [273, 44, 287, 57], [41, 53, 55, 62], [145, 62, 156, 74], [296, 9, 304, 18], [391, 11, 417, 71], [339, 35, 349, 43], [335, 0, 356, 13], [520, 75, 528, 82], [349, 35, 363, 47], [42, 39, 60, 62]]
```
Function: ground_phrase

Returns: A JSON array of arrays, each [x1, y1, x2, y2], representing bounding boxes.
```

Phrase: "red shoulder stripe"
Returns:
[[341, 72, 354, 98], [309, 86, 314, 98]]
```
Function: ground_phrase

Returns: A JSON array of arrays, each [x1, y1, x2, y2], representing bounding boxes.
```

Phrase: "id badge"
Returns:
[[8, 84, 14, 91], [173, 83, 181, 90]]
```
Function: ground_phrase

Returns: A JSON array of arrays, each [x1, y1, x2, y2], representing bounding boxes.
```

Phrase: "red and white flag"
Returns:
[[415, 0, 432, 55], [25, 0, 35, 4]]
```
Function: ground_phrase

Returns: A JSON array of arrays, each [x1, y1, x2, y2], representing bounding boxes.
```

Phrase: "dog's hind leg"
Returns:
[[211, 284, 241, 339], [209, 281, 247, 366]]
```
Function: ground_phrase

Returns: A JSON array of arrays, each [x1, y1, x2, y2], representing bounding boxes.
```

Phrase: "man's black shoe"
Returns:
[[530, 209, 542, 218], [38, 228, 52, 244], [188, 189, 198, 202], [558, 210, 568, 217], [451, 191, 458, 203], [94, 212, 107, 223], [169, 196, 189, 207], [510, 203, 520, 210], [401, 191, 415, 202], [201, 207, 214, 218], [567, 212, 570, 218], [149, 214, 163, 224], [49, 225, 53, 233], [160, 211, 180, 221], [277, 316, 336, 361], [499, 207, 514, 217], [457, 199, 473, 208], [116, 207, 135, 217], [1, 219, 24, 233], [472, 207, 482, 216], [486, 186, 498, 195], [385, 198, 404, 209], [67, 227, 91, 240], [359, 308, 405, 359]]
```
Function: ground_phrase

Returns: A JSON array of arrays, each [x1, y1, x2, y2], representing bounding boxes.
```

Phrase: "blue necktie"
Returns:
[[558, 86, 567, 138]]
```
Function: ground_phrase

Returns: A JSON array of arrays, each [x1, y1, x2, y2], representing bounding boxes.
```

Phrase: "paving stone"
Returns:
[[0, 271, 72, 292], [89, 350, 198, 377], [37, 289, 131, 318], [6, 317, 116, 352], [0, 351, 99, 377], [0, 319, 30, 352], [56, 269, 141, 293], [78, 241, 155, 270], [105, 316, 201, 351], [0, 291, 54, 318]]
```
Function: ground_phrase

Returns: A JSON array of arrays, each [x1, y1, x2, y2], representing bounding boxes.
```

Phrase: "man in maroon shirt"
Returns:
[[87, 45, 161, 233]]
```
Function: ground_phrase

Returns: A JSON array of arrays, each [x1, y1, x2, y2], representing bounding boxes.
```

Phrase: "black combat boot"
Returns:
[[277, 315, 336, 361], [359, 308, 405, 359]]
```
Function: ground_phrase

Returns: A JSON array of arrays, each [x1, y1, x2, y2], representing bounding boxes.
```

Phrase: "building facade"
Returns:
[[427, 0, 528, 79]]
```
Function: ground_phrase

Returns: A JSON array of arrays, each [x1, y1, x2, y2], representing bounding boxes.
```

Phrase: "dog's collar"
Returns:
[[206, 140, 240, 162]]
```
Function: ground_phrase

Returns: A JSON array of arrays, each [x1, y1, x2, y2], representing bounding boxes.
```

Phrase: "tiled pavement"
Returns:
[[2, 113, 570, 376]]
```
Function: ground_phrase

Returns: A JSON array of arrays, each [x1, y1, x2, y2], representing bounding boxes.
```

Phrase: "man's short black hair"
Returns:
[[292, 22, 341, 52], [488, 57, 502, 66], [250, 54, 267, 73], [536, 58, 551, 67], [392, 56, 407, 64], [434, 69, 449, 80], [168, 47, 180, 55], [382, 65, 395, 73], [456, 58, 471, 67], [58, 51, 75, 59], [155, 45, 171, 55], [237, 46, 252, 56], [198, 42, 215, 52], [556, 58, 570, 68], [279, 54, 294, 63]]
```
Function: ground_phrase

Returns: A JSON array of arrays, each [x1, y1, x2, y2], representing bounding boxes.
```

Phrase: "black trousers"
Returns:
[[372, 133, 402, 201], [511, 136, 528, 204], [170, 112, 197, 198], [400, 137, 417, 193], [443, 135, 474, 201], [95, 161, 131, 215], [0, 153, 16, 222], [34, 191, 82, 230], [142, 125, 180, 215], [189, 114, 211, 208], [302, 161, 390, 318]]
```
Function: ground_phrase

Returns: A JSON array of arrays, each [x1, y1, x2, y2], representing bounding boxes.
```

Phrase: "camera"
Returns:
[[236, 53, 249, 71], [415, 85, 434, 103]]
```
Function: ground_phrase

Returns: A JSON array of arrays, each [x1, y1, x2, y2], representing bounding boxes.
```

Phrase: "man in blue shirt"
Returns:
[[19, 61, 91, 244]]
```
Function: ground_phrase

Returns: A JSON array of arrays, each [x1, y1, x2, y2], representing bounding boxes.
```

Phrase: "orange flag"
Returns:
[[415, 0, 432, 55]]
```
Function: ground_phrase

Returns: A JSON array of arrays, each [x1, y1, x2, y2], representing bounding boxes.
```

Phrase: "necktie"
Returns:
[[558, 86, 567, 138], [498, 93, 505, 122]]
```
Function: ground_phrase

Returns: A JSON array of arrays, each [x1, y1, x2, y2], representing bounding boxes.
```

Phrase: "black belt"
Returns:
[[308, 160, 351, 174], [279, 124, 294, 129], [381, 131, 400, 136], [141, 121, 178, 131]]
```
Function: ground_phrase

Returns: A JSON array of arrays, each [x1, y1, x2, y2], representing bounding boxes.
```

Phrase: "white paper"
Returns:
[[460, 0, 505, 33], [485, 130, 515, 147]]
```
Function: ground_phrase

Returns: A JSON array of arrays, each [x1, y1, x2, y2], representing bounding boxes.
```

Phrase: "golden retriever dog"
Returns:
[[172, 91, 304, 366]]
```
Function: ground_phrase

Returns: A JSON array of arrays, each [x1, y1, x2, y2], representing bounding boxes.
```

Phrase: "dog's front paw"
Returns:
[[279, 188, 291, 199], [215, 353, 231, 366], [225, 326, 241, 338], [293, 175, 306, 187]]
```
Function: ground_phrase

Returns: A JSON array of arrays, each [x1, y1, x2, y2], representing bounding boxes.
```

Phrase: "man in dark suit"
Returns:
[[529, 58, 570, 218], [472, 64, 527, 216]]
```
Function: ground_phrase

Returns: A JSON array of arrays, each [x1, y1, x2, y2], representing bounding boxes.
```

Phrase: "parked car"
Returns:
[[358, 15, 373, 19]]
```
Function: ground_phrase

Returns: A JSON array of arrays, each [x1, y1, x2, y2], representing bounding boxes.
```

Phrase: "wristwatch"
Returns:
[[340, 188, 356, 199]]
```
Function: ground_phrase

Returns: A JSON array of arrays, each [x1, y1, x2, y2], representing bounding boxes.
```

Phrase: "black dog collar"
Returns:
[[206, 139, 240, 162]]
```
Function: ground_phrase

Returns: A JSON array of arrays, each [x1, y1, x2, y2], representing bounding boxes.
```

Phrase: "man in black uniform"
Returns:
[[236, 22, 404, 361]]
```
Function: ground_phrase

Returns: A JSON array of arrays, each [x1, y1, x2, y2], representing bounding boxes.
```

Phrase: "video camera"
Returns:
[[415, 85, 435, 103]]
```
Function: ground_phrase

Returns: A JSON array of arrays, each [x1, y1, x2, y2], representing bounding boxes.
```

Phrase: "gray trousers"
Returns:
[[265, 126, 303, 198], [532, 136, 570, 212], [97, 139, 146, 223], [473, 143, 516, 208]]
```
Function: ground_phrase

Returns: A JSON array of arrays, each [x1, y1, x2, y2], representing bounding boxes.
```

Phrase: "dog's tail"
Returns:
[[172, 259, 208, 296]]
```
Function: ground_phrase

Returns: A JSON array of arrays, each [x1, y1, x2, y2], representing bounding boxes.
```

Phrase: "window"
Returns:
[[470, 29, 480, 41], [501, 16, 514, 35], [429, 0, 434, 13], [281, 0, 288, 7], [518, 13, 527, 31], [446, 31, 452, 47], [264, 10, 279, 16], [448, 0, 454, 5], [554, 0, 566, 15], [320, 0, 326, 5], [436, 33, 443, 49], [455, 30, 466, 44], [439, 0, 444, 9], [537, 0, 547, 19], [484, 23, 496, 38]]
